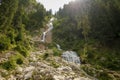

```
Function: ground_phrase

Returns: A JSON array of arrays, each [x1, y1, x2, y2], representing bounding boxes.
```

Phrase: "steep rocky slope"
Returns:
[[0, 49, 95, 80]]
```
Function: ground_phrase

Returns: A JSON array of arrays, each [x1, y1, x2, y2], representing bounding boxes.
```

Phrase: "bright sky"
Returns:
[[36, 0, 75, 14]]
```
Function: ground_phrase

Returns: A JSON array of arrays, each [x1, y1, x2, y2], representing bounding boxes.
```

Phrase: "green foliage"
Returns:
[[50, 61, 60, 68], [1, 61, 15, 70], [0, 0, 47, 53], [15, 42, 29, 57], [15, 24, 25, 41], [16, 58, 23, 65], [53, 47, 61, 56], [81, 65, 113, 80], [1, 53, 24, 70], [54, 0, 120, 48], [0, 35, 11, 51], [7, 28, 16, 44], [26, 3, 46, 31], [0, 0, 48, 72], [0, 0, 18, 31], [53, 18, 83, 50], [53, 0, 120, 79]]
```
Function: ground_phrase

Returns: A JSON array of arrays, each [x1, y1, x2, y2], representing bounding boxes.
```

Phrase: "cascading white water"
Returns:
[[41, 18, 54, 42], [41, 32, 46, 42], [56, 44, 62, 50], [62, 51, 81, 64], [41, 18, 81, 64]]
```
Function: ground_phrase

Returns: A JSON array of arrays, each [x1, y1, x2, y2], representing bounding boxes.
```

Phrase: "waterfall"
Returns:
[[56, 44, 62, 50], [41, 32, 47, 42], [62, 51, 81, 64], [41, 18, 81, 65], [41, 18, 54, 42]]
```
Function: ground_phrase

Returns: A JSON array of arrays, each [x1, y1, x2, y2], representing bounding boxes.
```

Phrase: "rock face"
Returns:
[[62, 51, 81, 64], [45, 31, 52, 43], [0, 50, 94, 80]]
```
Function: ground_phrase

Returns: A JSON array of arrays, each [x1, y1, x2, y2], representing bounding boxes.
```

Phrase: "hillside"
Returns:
[[53, 0, 120, 80], [0, 0, 120, 80]]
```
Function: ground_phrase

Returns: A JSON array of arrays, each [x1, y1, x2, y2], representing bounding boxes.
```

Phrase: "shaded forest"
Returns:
[[53, 0, 120, 79]]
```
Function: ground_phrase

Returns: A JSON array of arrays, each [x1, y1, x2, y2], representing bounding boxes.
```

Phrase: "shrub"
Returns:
[[1, 61, 15, 70], [53, 47, 61, 56], [0, 35, 11, 51], [11, 53, 24, 65], [16, 58, 23, 65], [15, 43, 29, 57], [7, 28, 16, 44], [1, 53, 24, 70]]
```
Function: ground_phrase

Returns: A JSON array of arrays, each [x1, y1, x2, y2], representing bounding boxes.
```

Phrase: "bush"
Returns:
[[1, 53, 24, 70], [15, 24, 25, 41], [53, 47, 61, 56], [0, 35, 11, 51], [1, 61, 15, 70], [16, 58, 23, 65], [15, 43, 29, 57], [7, 28, 16, 44], [81, 65, 113, 80]]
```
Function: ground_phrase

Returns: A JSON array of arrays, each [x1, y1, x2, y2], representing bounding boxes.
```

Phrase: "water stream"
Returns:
[[41, 18, 54, 42], [41, 18, 81, 64], [56, 44, 62, 51], [62, 51, 81, 64]]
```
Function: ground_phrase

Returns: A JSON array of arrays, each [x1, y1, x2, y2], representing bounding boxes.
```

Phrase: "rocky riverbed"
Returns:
[[0, 50, 96, 80]]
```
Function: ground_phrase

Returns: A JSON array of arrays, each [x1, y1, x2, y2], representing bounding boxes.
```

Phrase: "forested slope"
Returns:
[[53, 0, 120, 79], [0, 0, 50, 70]]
